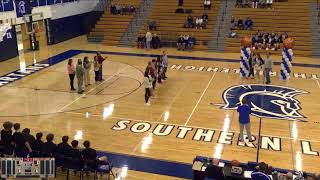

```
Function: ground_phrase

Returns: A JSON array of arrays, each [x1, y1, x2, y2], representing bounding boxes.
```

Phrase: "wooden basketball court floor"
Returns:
[[1, 36, 320, 179]]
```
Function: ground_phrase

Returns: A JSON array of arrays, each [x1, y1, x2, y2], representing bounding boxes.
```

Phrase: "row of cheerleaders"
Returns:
[[239, 36, 294, 80]]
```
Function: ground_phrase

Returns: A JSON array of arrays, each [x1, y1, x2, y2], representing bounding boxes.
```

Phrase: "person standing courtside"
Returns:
[[264, 52, 273, 84], [83, 56, 92, 86], [162, 51, 168, 79], [67, 59, 76, 91], [93, 56, 100, 82], [96, 52, 107, 81], [248, 52, 256, 79], [144, 71, 152, 106], [76, 59, 85, 94], [145, 31, 152, 50], [237, 99, 253, 142]]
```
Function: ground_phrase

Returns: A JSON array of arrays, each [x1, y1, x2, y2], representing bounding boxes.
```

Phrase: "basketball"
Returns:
[[241, 36, 252, 47], [283, 37, 295, 49]]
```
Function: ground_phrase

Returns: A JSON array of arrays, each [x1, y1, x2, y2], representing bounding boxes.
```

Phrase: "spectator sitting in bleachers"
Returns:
[[184, 15, 194, 28], [43, 133, 57, 157], [129, 5, 136, 13], [237, 18, 244, 30], [115, 4, 121, 14], [266, 0, 273, 9], [203, 0, 212, 10], [122, 4, 129, 15], [237, 0, 273, 8], [187, 35, 196, 50], [195, 17, 204, 29], [244, 17, 253, 30], [151, 34, 161, 49], [202, 13, 209, 25], [149, 21, 157, 31], [183, 34, 190, 49], [177, 35, 185, 51], [111, 4, 135, 15], [137, 34, 145, 48], [110, 4, 116, 14]]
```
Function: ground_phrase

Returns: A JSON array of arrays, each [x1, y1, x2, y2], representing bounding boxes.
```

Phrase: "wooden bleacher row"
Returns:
[[89, 0, 142, 45], [226, 0, 312, 57], [137, 0, 220, 50]]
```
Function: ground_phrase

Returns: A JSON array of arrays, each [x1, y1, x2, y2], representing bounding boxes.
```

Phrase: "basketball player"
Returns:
[[67, 59, 76, 91], [76, 59, 84, 94], [237, 99, 253, 142]]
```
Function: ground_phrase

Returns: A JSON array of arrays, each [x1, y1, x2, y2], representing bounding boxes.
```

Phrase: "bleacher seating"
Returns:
[[226, 0, 312, 57], [88, 0, 142, 46], [137, 0, 220, 50]]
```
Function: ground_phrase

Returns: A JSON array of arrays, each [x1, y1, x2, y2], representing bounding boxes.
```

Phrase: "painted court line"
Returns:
[[130, 80, 189, 154], [58, 66, 128, 112], [79, 49, 320, 69], [184, 72, 216, 126], [64, 111, 320, 143], [316, 80, 320, 88]]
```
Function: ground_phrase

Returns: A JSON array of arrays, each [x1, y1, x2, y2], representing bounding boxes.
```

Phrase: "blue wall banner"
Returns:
[[0, 24, 18, 61], [38, 0, 47, 6], [31, 0, 39, 7], [3, 0, 14, 11], [0, 0, 4, 12], [15, 0, 32, 17]]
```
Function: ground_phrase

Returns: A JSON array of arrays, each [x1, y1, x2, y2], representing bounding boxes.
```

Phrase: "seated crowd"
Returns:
[[177, 34, 196, 51], [231, 16, 254, 30], [0, 121, 111, 174], [236, 0, 273, 9], [184, 14, 209, 29], [137, 31, 161, 49], [229, 16, 253, 38], [251, 31, 288, 50], [110, 3, 136, 15]]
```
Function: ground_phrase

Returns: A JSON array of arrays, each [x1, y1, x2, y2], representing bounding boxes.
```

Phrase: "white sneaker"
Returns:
[[145, 102, 151, 106]]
